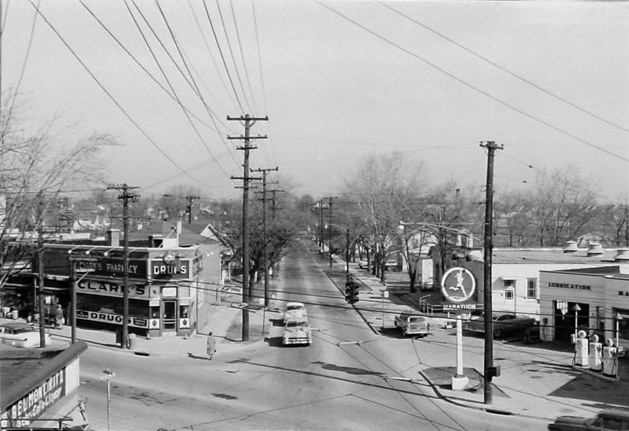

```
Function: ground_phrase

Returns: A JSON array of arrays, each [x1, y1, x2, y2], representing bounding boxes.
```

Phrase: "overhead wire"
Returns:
[[152, 0, 237, 176], [214, 0, 252, 113], [381, 2, 629, 136], [202, 0, 244, 114], [29, 0, 208, 188], [319, 2, 629, 166]]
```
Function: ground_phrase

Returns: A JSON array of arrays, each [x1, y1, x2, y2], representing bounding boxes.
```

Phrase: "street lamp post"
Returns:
[[616, 312, 623, 348], [573, 304, 582, 339], [101, 369, 115, 431]]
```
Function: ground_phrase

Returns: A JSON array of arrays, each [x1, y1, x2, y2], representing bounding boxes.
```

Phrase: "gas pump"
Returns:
[[574, 330, 589, 368], [588, 334, 602, 371], [602, 339, 618, 378]]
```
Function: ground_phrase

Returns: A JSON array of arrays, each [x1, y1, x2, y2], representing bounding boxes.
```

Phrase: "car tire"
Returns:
[[493, 328, 501, 337]]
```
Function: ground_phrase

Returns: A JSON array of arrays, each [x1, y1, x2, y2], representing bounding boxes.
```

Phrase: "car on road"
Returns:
[[394, 312, 430, 337], [283, 318, 312, 346], [463, 313, 536, 338], [548, 409, 629, 430], [0, 322, 51, 348], [358, 260, 369, 269], [283, 302, 307, 321]]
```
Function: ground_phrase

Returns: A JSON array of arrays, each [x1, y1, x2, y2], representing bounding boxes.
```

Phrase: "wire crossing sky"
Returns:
[[2, 1, 627, 201]]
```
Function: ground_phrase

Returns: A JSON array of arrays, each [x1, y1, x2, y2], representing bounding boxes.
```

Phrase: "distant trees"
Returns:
[[0, 93, 118, 286]]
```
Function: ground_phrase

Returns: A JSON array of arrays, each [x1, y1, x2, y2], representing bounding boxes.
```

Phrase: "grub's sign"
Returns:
[[77, 310, 148, 328], [77, 279, 149, 298], [441, 267, 478, 311], [5, 369, 66, 427], [74, 258, 147, 277], [150, 260, 190, 280]]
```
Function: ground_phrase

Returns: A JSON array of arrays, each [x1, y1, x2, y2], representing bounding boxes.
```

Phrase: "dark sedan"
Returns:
[[548, 409, 629, 430], [463, 313, 536, 338]]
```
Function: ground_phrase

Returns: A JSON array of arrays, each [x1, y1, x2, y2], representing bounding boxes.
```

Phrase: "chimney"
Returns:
[[563, 240, 578, 253], [586, 241, 604, 257], [614, 248, 629, 262], [107, 228, 120, 247]]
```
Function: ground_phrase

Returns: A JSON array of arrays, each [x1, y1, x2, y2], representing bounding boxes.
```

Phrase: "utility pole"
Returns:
[[228, 114, 268, 341], [480, 140, 503, 405], [326, 197, 336, 268], [107, 184, 139, 349], [318, 201, 324, 254], [253, 167, 278, 307], [184, 195, 200, 224], [36, 193, 47, 348]]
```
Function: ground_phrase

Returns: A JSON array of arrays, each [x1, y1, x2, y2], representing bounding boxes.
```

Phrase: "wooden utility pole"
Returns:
[[36, 193, 47, 348], [107, 184, 139, 349], [184, 195, 200, 224], [253, 167, 278, 307], [480, 140, 503, 405], [326, 197, 336, 268], [228, 114, 268, 341]]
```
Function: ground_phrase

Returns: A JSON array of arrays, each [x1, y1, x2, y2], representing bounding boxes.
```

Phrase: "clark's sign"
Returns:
[[77, 279, 149, 299]]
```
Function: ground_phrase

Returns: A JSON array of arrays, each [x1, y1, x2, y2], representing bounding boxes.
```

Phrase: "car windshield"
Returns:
[[287, 321, 307, 328], [2, 326, 36, 334], [287, 305, 303, 311]]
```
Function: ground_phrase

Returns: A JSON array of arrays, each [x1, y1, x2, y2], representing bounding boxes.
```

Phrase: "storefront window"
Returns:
[[505, 289, 514, 300], [180, 305, 189, 319], [77, 294, 149, 318]]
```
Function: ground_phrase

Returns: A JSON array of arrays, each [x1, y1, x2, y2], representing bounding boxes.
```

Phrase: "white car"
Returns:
[[283, 302, 307, 321], [0, 322, 51, 348]]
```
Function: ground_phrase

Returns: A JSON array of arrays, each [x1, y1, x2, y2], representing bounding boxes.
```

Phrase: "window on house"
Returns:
[[527, 278, 537, 300], [504, 279, 515, 301]]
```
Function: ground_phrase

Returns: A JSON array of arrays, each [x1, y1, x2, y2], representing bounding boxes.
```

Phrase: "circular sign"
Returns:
[[163, 252, 176, 265], [441, 267, 476, 303]]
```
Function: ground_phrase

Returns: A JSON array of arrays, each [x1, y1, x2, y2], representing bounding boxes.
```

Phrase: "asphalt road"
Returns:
[[78, 242, 548, 430]]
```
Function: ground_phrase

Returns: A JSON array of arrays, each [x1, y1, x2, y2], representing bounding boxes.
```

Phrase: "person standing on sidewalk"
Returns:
[[55, 304, 65, 329], [206, 332, 216, 360]]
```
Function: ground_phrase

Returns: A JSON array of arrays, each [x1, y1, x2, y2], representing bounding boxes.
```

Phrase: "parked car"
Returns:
[[283, 318, 312, 346], [394, 312, 430, 337], [548, 409, 629, 430], [0, 322, 51, 348], [358, 260, 369, 269], [463, 313, 536, 338], [283, 302, 307, 321]]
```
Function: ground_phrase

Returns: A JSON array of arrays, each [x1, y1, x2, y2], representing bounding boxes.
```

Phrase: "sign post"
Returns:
[[441, 267, 477, 391]]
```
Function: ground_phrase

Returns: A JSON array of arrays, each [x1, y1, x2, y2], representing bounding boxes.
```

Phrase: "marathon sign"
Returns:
[[77, 279, 149, 299], [441, 267, 478, 312], [4, 369, 66, 427], [77, 310, 149, 328], [150, 260, 190, 280]]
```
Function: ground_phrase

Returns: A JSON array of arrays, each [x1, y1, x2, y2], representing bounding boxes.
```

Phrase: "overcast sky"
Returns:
[[2, 0, 628, 203]]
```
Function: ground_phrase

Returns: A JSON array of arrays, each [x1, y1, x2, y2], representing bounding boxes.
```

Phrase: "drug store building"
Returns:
[[38, 224, 220, 338], [539, 251, 629, 350]]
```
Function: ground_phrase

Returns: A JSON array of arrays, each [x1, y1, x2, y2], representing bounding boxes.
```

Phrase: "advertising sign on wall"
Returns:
[[77, 310, 149, 328], [77, 279, 150, 299], [4, 369, 66, 427]]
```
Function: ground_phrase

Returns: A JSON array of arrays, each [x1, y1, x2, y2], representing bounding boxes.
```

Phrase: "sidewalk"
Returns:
[[344, 258, 629, 421]]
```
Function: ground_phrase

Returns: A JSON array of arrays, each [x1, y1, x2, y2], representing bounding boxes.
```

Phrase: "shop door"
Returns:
[[163, 301, 177, 331]]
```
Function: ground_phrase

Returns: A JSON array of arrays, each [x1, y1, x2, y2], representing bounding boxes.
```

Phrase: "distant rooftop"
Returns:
[[491, 247, 628, 265]]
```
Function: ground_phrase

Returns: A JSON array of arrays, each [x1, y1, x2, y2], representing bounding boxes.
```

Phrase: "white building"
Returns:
[[539, 260, 629, 350]]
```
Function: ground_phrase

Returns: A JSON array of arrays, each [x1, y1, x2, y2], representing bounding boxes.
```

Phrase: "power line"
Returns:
[[319, 2, 629, 166], [381, 2, 629, 136]]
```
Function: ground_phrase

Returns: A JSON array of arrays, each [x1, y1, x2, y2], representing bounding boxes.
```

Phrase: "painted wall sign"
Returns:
[[441, 267, 478, 311], [77, 310, 148, 328], [548, 282, 591, 290], [5, 369, 66, 427], [77, 279, 149, 298]]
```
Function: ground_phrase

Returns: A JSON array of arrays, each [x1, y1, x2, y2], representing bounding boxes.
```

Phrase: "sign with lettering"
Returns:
[[150, 260, 190, 280], [441, 267, 478, 311], [5, 369, 66, 427], [74, 258, 147, 277], [548, 282, 591, 291], [77, 310, 148, 328], [77, 279, 149, 298]]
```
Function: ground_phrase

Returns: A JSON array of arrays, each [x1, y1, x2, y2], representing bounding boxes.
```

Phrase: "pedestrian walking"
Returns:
[[55, 305, 65, 329], [206, 332, 216, 360]]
